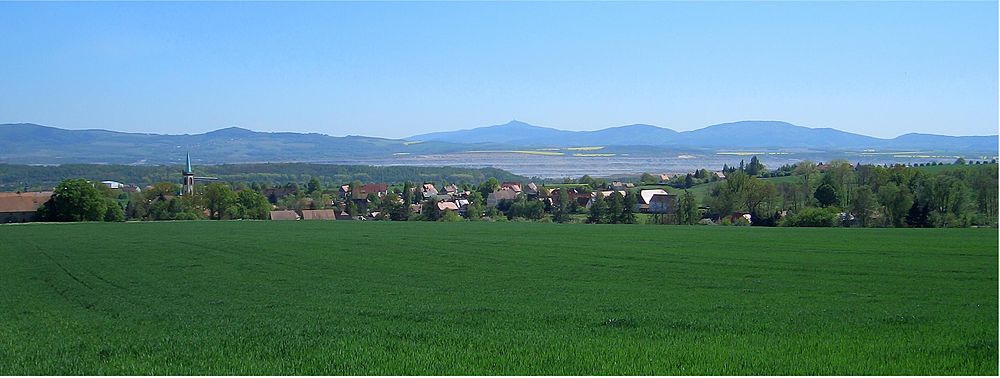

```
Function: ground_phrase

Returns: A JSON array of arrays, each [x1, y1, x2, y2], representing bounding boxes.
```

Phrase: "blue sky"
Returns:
[[0, 2, 996, 139]]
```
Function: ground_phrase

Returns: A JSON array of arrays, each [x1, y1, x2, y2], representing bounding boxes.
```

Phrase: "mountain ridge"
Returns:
[[409, 120, 997, 149], [0, 121, 995, 166]]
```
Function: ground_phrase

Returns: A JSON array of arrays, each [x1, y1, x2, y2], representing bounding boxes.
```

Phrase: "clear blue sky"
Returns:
[[1, 1, 996, 139]]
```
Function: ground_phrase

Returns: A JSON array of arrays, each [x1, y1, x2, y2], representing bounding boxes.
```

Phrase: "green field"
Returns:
[[1, 222, 996, 375]]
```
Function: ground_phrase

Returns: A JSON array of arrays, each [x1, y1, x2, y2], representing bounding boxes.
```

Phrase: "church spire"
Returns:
[[181, 153, 195, 195]]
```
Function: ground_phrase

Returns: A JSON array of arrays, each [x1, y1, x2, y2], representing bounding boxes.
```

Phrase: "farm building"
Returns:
[[0, 192, 53, 223], [301, 209, 336, 220], [269, 210, 300, 221]]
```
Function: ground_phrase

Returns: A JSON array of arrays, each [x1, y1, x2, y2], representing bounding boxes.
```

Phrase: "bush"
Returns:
[[437, 211, 463, 222], [781, 207, 837, 227]]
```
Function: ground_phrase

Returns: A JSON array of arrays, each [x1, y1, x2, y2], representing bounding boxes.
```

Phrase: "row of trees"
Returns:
[[38, 179, 276, 222], [708, 160, 997, 227], [36, 179, 125, 222], [2, 163, 525, 192]]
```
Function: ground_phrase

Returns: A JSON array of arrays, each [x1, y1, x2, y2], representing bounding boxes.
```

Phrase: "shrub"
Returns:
[[437, 211, 463, 222], [781, 207, 837, 227]]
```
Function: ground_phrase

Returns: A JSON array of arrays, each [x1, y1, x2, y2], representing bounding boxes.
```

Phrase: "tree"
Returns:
[[640, 172, 657, 185], [552, 189, 571, 223], [204, 183, 236, 220], [877, 183, 913, 227], [307, 176, 322, 194], [465, 191, 485, 220], [401, 182, 415, 204], [125, 192, 149, 220], [954, 157, 966, 165], [345, 199, 360, 217], [420, 199, 441, 221], [676, 190, 699, 225], [684, 174, 695, 189], [905, 199, 930, 228], [814, 183, 838, 208], [606, 192, 624, 224], [587, 192, 607, 223], [37, 179, 108, 222], [509, 195, 545, 220], [102, 198, 125, 222], [477, 178, 499, 198], [234, 190, 271, 219], [746, 155, 765, 176], [849, 185, 877, 227], [621, 190, 637, 224]]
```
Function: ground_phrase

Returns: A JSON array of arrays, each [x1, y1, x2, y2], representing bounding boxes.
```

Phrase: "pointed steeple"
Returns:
[[185, 153, 193, 174]]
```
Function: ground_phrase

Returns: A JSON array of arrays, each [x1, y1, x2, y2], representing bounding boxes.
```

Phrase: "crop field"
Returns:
[[1, 222, 996, 375]]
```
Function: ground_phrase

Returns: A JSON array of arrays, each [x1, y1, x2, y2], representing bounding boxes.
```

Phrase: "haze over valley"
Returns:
[[2, 120, 995, 178]]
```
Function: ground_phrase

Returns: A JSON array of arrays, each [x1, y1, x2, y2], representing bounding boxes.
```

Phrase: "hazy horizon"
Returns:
[[1, 2, 997, 139], [6, 118, 999, 139]]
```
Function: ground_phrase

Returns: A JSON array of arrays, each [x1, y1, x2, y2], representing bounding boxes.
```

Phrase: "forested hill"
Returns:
[[0, 163, 527, 191]]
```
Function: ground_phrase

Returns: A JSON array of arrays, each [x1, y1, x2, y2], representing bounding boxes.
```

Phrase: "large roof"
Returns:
[[639, 189, 670, 204], [269, 210, 299, 221], [0, 192, 53, 213], [301, 209, 335, 220]]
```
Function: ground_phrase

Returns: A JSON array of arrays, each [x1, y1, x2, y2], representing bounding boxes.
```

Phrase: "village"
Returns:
[[1, 153, 996, 228], [0, 154, 720, 224]]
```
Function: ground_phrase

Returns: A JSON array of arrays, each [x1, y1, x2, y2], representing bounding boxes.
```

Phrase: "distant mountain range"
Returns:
[[0, 121, 995, 166], [410, 120, 998, 151]]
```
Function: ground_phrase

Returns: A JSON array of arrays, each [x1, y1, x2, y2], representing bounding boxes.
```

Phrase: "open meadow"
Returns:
[[0, 221, 996, 375]]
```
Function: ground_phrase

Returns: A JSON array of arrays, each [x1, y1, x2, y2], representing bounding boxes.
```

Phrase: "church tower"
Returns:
[[181, 153, 195, 195]]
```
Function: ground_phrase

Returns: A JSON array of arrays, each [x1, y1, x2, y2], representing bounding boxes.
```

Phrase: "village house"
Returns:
[[500, 182, 522, 193], [0, 192, 53, 223], [608, 181, 635, 190], [637, 189, 670, 212], [441, 184, 459, 195], [523, 182, 539, 198], [360, 183, 388, 198], [486, 187, 518, 207], [421, 183, 439, 199], [647, 193, 677, 214]]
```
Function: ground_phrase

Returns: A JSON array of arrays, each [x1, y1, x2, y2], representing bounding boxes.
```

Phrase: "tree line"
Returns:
[[707, 159, 997, 227]]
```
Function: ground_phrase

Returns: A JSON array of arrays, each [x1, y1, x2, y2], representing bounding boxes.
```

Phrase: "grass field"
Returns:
[[1, 222, 996, 375]]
